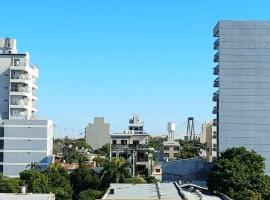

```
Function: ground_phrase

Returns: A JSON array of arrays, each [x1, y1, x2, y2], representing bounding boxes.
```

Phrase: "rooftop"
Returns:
[[0, 193, 55, 200]]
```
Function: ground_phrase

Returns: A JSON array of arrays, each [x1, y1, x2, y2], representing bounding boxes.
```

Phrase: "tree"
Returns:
[[70, 163, 102, 200], [78, 189, 103, 200], [45, 163, 72, 200], [207, 147, 270, 200], [0, 173, 20, 193], [95, 144, 110, 158], [124, 177, 147, 184], [177, 140, 202, 159], [19, 170, 49, 193], [93, 155, 106, 167]]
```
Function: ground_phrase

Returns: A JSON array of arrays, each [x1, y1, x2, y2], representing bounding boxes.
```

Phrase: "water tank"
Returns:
[[167, 122, 176, 132]]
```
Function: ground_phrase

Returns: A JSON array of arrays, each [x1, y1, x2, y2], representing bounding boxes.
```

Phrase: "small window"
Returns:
[[164, 147, 169, 151], [4, 74, 9, 77], [133, 140, 139, 145], [4, 87, 8, 89], [14, 59, 20, 66], [164, 153, 169, 157], [155, 169, 161, 173], [174, 147, 179, 151], [112, 140, 117, 145], [121, 140, 127, 145]]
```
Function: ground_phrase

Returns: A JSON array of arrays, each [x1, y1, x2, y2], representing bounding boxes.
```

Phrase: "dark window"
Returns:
[[0, 127, 3, 137], [133, 140, 139, 145], [4, 74, 9, 77], [121, 140, 127, 145], [164, 147, 169, 151], [155, 169, 161, 173], [0, 152, 3, 162], [164, 153, 169, 157], [14, 59, 20, 66], [112, 153, 116, 157], [174, 147, 179, 151], [0, 140, 3, 149], [112, 140, 117, 145], [0, 164, 3, 173]]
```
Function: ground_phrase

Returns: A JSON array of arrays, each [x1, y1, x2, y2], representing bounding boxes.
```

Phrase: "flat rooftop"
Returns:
[[0, 193, 55, 200]]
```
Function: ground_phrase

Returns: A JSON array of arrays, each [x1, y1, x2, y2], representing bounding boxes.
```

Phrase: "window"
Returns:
[[133, 140, 139, 145], [174, 147, 179, 151], [164, 147, 169, 151], [14, 59, 20, 66], [155, 169, 161, 173], [0, 127, 3, 137], [164, 153, 169, 157], [121, 140, 127, 145], [112, 140, 117, 145]]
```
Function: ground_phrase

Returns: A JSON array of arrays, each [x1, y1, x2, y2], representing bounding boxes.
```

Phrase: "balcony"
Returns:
[[214, 39, 219, 50], [213, 65, 219, 75], [212, 106, 218, 114], [212, 91, 219, 102], [214, 52, 219, 62], [111, 144, 149, 151], [213, 119, 217, 126], [213, 78, 219, 87]]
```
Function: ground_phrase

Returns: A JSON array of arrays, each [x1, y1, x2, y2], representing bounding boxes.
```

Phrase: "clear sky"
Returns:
[[1, 0, 270, 138]]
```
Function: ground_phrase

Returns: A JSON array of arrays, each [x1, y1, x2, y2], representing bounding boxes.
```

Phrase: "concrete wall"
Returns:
[[216, 21, 270, 174], [85, 117, 110, 150]]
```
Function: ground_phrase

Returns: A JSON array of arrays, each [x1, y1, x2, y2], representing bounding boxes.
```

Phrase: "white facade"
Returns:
[[128, 114, 144, 134], [204, 121, 217, 162], [0, 38, 38, 120], [0, 38, 53, 177]]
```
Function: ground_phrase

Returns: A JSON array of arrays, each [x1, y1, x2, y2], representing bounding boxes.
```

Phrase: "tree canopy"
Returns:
[[207, 147, 270, 200]]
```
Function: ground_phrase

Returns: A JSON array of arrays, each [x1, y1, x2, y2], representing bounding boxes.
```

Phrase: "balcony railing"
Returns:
[[10, 100, 28, 106], [10, 87, 29, 93], [11, 74, 29, 80], [214, 52, 219, 62], [212, 106, 218, 114], [111, 144, 149, 150], [213, 78, 219, 87], [214, 39, 219, 50], [212, 91, 219, 102], [213, 65, 219, 75]]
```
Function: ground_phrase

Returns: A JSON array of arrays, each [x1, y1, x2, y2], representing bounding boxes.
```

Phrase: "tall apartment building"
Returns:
[[163, 122, 180, 160], [85, 117, 110, 150], [0, 38, 53, 177], [213, 21, 270, 174], [204, 121, 217, 162]]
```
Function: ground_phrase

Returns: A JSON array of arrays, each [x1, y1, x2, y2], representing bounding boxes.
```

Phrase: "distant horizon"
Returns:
[[2, 1, 270, 137]]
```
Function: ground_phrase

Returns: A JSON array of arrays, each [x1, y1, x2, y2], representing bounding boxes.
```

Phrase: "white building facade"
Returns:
[[0, 38, 53, 177]]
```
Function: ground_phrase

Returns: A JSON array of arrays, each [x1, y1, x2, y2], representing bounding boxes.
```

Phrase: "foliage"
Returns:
[[124, 177, 147, 184], [101, 157, 131, 185], [0, 173, 20, 193], [149, 137, 166, 151], [70, 163, 102, 200], [78, 189, 104, 200], [44, 163, 73, 200], [19, 170, 49, 193], [93, 156, 106, 167], [207, 147, 270, 200], [95, 143, 110, 158], [177, 140, 202, 159], [145, 176, 159, 183]]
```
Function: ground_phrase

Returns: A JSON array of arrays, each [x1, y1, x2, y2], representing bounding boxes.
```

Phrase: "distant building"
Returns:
[[110, 130, 151, 176], [151, 163, 162, 181], [85, 117, 110, 150], [0, 193, 55, 200], [205, 121, 217, 162], [163, 122, 180, 160], [199, 122, 207, 144], [0, 38, 53, 177], [128, 114, 144, 134], [213, 21, 270, 174]]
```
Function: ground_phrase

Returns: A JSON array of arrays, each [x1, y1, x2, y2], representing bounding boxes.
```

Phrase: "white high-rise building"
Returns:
[[0, 38, 53, 177]]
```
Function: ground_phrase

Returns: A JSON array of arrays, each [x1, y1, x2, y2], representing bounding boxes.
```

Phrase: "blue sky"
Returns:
[[1, 0, 270, 138]]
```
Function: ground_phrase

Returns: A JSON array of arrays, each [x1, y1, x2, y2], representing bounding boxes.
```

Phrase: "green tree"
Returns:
[[93, 156, 106, 167], [124, 177, 147, 184], [177, 140, 202, 159], [0, 173, 20, 193], [78, 189, 103, 200], [19, 170, 49, 193], [45, 163, 73, 200], [207, 147, 270, 200], [70, 163, 102, 200], [95, 143, 110, 158]]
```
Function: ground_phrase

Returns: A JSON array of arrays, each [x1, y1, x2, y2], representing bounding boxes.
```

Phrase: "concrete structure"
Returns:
[[128, 114, 144, 134], [0, 193, 55, 200], [110, 130, 151, 176], [85, 117, 110, 150], [163, 122, 180, 160], [199, 122, 207, 144], [213, 21, 270, 174], [0, 38, 53, 177], [205, 121, 217, 162], [162, 158, 212, 187], [102, 183, 230, 200], [151, 163, 162, 181]]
